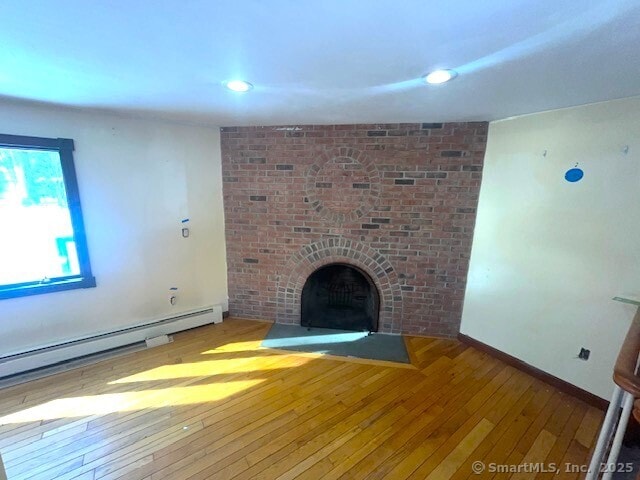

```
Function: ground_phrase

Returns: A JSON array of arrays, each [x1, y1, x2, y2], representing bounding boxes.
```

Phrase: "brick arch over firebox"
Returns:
[[276, 237, 403, 333]]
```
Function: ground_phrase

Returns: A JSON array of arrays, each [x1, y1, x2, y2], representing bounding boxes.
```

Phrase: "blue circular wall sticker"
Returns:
[[565, 168, 584, 183]]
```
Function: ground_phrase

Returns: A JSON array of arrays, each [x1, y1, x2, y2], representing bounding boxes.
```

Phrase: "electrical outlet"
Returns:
[[169, 287, 178, 305], [578, 348, 590, 361]]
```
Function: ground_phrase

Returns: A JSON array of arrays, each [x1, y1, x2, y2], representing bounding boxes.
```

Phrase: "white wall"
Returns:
[[0, 101, 228, 355], [461, 97, 640, 399]]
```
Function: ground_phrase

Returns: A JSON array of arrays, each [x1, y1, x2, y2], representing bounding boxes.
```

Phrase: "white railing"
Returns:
[[587, 297, 640, 479]]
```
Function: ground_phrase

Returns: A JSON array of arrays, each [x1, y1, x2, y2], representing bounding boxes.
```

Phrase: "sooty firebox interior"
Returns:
[[301, 264, 379, 332]]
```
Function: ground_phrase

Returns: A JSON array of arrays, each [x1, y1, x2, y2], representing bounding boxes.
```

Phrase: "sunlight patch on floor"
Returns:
[[204, 332, 368, 354], [110, 358, 286, 384], [0, 379, 262, 424], [263, 331, 368, 348], [201, 339, 264, 353]]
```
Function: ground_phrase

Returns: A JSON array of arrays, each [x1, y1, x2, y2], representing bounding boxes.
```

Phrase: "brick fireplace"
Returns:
[[221, 122, 487, 337]]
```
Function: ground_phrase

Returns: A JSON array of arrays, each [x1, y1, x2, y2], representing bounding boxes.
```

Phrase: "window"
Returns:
[[0, 134, 95, 299]]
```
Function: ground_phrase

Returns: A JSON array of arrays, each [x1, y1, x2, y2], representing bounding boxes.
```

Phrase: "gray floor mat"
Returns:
[[261, 323, 410, 364]]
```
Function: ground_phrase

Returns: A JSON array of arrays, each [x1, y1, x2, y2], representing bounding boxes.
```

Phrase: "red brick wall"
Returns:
[[221, 122, 487, 337]]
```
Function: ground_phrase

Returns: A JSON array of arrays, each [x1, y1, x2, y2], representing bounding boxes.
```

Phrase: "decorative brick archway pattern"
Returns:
[[277, 238, 403, 334], [305, 147, 381, 224]]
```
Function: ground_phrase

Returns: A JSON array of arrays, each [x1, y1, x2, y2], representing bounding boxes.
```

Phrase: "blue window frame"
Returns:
[[0, 134, 95, 299]]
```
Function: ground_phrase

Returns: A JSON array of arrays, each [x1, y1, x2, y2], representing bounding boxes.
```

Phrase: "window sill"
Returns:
[[0, 277, 97, 300]]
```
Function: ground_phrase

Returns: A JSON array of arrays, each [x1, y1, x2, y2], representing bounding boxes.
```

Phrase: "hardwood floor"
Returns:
[[0, 318, 603, 479]]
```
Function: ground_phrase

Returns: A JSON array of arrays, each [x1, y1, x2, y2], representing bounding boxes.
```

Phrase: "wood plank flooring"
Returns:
[[0, 318, 603, 479]]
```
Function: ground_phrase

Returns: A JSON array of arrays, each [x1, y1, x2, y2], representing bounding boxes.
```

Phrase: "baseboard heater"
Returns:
[[0, 305, 223, 379]]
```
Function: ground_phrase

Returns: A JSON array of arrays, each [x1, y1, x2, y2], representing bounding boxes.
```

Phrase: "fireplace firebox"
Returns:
[[301, 264, 379, 332]]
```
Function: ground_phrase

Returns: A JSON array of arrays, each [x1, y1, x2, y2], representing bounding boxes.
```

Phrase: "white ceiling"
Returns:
[[1, 0, 639, 126]]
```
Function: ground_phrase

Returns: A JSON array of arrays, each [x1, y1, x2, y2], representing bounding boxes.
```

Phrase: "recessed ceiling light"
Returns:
[[224, 80, 253, 92], [424, 69, 457, 85]]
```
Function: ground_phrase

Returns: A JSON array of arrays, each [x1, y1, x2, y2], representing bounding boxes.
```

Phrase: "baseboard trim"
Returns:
[[457, 333, 608, 410]]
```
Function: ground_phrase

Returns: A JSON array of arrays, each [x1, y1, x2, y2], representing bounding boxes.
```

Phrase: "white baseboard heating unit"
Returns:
[[0, 305, 223, 379]]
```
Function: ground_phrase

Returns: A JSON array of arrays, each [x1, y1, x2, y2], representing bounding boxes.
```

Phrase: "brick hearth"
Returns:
[[221, 123, 487, 337]]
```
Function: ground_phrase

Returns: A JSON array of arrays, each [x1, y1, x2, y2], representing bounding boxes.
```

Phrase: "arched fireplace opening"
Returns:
[[301, 263, 379, 332]]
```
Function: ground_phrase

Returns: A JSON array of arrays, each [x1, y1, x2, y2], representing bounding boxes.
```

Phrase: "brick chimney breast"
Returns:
[[221, 123, 488, 337]]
